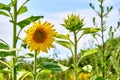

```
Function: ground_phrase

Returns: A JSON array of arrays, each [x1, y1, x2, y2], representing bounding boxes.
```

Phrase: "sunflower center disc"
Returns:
[[33, 30, 45, 43], [37, 31, 43, 39]]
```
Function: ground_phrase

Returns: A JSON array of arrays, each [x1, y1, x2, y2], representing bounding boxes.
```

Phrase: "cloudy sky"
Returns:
[[0, 0, 119, 59]]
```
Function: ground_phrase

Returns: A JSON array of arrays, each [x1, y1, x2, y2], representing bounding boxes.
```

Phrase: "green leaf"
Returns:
[[81, 48, 97, 59], [41, 62, 69, 73], [17, 15, 43, 29], [0, 3, 4, 8], [0, 3, 10, 11], [0, 73, 4, 79], [0, 48, 20, 58], [57, 63, 69, 71], [17, 6, 27, 15], [56, 40, 73, 49], [0, 48, 20, 52], [7, 60, 13, 67], [17, 71, 32, 80], [0, 39, 14, 58], [39, 69, 52, 74], [8, 0, 16, 6], [0, 51, 14, 58], [89, 3, 95, 10], [82, 64, 92, 72], [0, 60, 11, 69], [82, 27, 100, 34], [0, 39, 9, 49], [0, 11, 9, 17], [95, 76, 105, 80], [0, 3, 6, 9], [55, 34, 70, 40], [18, 53, 34, 58], [0, 68, 11, 73], [37, 69, 52, 79]]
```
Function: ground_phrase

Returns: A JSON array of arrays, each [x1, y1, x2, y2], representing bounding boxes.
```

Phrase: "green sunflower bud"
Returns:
[[62, 14, 84, 32]]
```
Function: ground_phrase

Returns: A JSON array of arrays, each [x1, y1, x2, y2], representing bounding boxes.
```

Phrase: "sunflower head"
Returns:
[[62, 14, 84, 32], [25, 20, 57, 54]]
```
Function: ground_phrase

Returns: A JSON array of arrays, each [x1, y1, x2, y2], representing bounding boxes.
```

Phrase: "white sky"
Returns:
[[0, 0, 119, 60]]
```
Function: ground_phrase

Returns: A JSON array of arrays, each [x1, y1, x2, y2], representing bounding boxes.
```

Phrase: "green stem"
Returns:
[[12, 0, 17, 80], [0, 60, 11, 69], [94, 55, 99, 75], [100, 0, 105, 77], [76, 34, 84, 66], [73, 32, 78, 80], [21, 72, 31, 80], [77, 34, 83, 42], [16, 29, 22, 43], [33, 51, 37, 80], [0, 39, 9, 47], [77, 57, 81, 67], [69, 38, 74, 45]]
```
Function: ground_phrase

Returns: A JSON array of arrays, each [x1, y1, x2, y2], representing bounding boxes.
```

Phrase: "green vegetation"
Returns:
[[0, 0, 120, 80]]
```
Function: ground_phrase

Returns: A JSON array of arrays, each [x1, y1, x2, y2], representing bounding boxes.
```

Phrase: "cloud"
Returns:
[[0, 0, 119, 60]]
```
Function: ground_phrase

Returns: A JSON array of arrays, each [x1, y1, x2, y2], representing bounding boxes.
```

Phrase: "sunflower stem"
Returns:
[[73, 31, 78, 80], [12, 0, 17, 80], [0, 60, 11, 69], [99, 0, 106, 77], [33, 50, 37, 80]]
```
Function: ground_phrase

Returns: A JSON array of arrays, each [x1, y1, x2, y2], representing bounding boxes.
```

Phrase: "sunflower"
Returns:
[[25, 20, 56, 54]]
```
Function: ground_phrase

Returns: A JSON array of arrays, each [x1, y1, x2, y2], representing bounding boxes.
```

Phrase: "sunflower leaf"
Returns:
[[56, 40, 73, 49], [8, 0, 16, 7], [57, 63, 69, 71], [55, 34, 70, 40], [41, 62, 69, 73], [17, 15, 44, 29], [0, 11, 10, 17], [0, 3, 10, 12], [17, 6, 27, 15], [17, 70, 32, 80], [0, 68, 11, 73], [0, 39, 9, 50], [18, 53, 34, 58], [0, 50, 13, 58], [38, 69, 52, 74], [95, 76, 105, 80], [0, 39, 19, 58], [82, 27, 100, 34], [0, 39, 14, 58], [81, 48, 97, 59], [0, 48, 20, 58]]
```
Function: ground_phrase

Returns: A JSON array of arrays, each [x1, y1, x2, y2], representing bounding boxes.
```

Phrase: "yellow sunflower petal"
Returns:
[[41, 21, 47, 27]]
